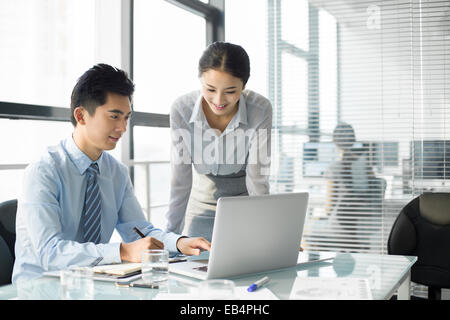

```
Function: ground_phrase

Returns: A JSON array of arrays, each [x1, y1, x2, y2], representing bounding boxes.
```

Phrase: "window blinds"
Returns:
[[225, 0, 449, 272], [264, 0, 450, 257]]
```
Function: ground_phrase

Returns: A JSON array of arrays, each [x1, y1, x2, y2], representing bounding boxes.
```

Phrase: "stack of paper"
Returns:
[[154, 286, 279, 300], [289, 277, 373, 300]]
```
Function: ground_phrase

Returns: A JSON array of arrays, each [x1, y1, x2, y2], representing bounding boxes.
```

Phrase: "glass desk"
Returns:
[[0, 251, 416, 300]]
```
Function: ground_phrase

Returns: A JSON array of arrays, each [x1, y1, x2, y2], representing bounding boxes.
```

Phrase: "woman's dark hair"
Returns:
[[198, 42, 250, 85], [70, 63, 135, 126]]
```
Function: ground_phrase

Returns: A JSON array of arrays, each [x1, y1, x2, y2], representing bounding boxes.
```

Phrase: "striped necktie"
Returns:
[[82, 162, 102, 244]]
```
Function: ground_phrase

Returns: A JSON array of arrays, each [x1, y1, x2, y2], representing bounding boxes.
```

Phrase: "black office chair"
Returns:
[[0, 199, 17, 286], [388, 193, 450, 299]]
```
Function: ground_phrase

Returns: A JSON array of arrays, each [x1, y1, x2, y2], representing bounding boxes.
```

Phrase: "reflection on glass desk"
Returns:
[[0, 251, 416, 300]]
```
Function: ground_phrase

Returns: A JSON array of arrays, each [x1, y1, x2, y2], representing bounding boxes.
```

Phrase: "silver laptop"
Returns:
[[169, 192, 309, 280]]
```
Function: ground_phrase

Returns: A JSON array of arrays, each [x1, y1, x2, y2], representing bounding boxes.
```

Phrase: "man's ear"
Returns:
[[73, 106, 87, 125]]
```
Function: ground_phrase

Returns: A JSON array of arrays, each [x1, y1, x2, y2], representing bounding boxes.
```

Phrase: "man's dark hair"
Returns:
[[70, 63, 135, 126], [198, 42, 250, 85]]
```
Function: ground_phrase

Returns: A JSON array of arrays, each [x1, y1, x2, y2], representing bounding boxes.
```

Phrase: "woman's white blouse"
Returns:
[[166, 89, 272, 234]]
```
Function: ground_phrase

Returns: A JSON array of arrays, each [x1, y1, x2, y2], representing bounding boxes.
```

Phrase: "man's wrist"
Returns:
[[119, 243, 126, 261], [176, 236, 189, 253]]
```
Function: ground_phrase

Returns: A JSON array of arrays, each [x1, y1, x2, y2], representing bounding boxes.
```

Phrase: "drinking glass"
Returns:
[[141, 249, 169, 285], [60, 266, 94, 300]]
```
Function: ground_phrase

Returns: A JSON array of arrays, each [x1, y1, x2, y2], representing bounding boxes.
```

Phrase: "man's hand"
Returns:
[[176, 237, 211, 256], [120, 237, 164, 262]]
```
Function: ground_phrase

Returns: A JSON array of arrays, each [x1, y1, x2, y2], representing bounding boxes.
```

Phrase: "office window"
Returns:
[[281, 52, 308, 128], [133, 126, 171, 162], [225, 0, 268, 98], [0, 119, 73, 164], [133, 126, 171, 226], [0, 0, 121, 108], [132, 0, 216, 229], [133, 0, 206, 114], [0, 0, 123, 209], [0, 118, 122, 203], [318, 9, 338, 134], [281, 0, 309, 51], [134, 162, 171, 228], [0, 120, 128, 165]]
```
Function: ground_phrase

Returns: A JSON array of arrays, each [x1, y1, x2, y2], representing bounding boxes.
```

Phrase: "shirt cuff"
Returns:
[[97, 242, 122, 264], [163, 232, 186, 253]]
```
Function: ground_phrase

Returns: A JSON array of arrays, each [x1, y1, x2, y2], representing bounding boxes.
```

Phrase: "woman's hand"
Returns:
[[176, 237, 211, 256]]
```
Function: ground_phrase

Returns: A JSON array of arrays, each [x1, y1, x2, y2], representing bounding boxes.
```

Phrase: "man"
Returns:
[[12, 64, 210, 283]]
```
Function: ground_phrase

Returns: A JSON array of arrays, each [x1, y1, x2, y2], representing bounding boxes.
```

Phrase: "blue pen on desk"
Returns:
[[247, 276, 270, 292]]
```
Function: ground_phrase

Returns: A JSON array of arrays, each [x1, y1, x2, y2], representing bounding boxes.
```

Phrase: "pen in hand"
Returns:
[[133, 226, 164, 250], [133, 226, 146, 238]]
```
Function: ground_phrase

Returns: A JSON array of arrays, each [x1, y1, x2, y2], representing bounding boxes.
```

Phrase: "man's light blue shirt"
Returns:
[[12, 136, 181, 283]]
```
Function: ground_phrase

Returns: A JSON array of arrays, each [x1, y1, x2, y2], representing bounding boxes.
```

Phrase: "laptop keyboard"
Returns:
[[193, 266, 208, 272]]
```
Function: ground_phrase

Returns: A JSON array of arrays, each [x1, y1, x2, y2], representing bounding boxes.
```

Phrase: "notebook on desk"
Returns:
[[92, 263, 141, 277], [169, 192, 309, 280], [43, 262, 142, 283], [43, 256, 188, 282]]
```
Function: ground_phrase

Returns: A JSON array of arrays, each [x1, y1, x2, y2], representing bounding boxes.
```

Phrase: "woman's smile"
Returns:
[[212, 102, 228, 111]]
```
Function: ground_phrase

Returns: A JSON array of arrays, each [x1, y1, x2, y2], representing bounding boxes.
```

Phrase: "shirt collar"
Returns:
[[189, 94, 204, 124], [189, 92, 248, 126], [64, 135, 103, 176], [235, 94, 248, 126]]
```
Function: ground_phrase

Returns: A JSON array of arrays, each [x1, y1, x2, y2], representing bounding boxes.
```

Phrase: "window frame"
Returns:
[[267, 0, 341, 144], [0, 0, 225, 181]]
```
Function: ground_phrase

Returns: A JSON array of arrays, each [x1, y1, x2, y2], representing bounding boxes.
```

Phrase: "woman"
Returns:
[[166, 42, 272, 241]]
